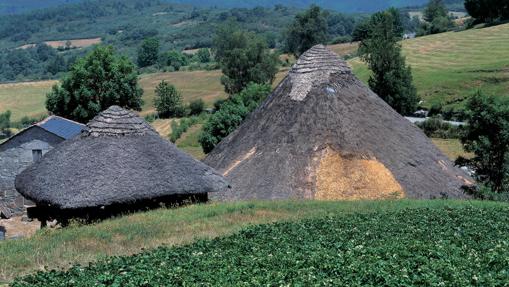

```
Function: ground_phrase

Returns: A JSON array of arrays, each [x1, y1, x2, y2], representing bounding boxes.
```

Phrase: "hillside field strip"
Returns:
[[350, 23, 509, 109]]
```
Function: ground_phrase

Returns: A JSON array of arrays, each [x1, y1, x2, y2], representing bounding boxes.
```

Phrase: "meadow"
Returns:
[[1, 200, 507, 285], [350, 23, 509, 110]]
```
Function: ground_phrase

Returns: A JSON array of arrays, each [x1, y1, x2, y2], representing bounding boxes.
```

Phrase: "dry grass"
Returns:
[[18, 38, 102, 49], [0, 200, 503, 283], [315, 148, 404, 200], [151, 118, 174, 137], [432, 138, 472, 160], [0, 80, 56, 121], [328, 42, 359, 57]]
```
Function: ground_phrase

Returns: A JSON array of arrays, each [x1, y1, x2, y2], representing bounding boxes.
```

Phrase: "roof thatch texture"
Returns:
[[204, 45, 473, 201], [15, 106, 228, 209]]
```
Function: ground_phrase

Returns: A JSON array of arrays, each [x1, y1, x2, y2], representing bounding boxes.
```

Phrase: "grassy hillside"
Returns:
[[1, 200, 506, 283], [350, 24, 509, 111]]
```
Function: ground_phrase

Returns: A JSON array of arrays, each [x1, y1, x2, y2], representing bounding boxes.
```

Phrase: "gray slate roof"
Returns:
[[36, 116, 87, 140], [15, 106, 229, 209]]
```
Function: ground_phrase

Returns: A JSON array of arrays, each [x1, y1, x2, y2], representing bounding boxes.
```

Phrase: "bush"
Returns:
[[0, 110, 11, 131], [188, 99, 205, 116], [416, 117, 463, 138], [169, 116, 200, 143]]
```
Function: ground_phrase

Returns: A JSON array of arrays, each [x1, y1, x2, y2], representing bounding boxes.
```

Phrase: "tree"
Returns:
[[461, 91, 509, 193], [213, 25, 279, 94], [418, 0, 453, 35], [46, 46, 143, 123], [359, 10, 419, 116], [285, 5, 328, 56], [199, 83, 271, 153], [137, 37, 160, 67], [465, 0, 509, 23], [154, 81, 185, 118], [161, 50, 188, 71], [423, 0, 448, 22]]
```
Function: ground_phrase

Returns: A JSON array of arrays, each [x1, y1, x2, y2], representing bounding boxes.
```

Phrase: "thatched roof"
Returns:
[[15, 106, 228, 209], [204, 45, 473, 201]]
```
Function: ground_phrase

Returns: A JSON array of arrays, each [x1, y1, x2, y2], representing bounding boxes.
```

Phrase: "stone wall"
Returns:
[[0, 127, 63, 217]]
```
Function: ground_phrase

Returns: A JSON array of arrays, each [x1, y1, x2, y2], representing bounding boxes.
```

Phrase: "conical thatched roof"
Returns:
[[204, 45, 473, 201], [16, 106, 228, 209]]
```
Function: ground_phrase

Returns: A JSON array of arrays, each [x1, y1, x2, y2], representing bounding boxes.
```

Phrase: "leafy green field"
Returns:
[[1, 200, 504, 283], [350, 24, 509, 110], [8, 201, 509, 286]]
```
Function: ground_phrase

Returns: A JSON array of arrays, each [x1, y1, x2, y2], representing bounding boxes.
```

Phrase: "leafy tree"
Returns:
[[213, 25, 279, 94], [195, 48, 211, 63], [199, 83, 271, 153], [154, 80, 185, 118], [46, 46, 143, 123], [418, 0, 454, 35], [285, 5, 328, 56], [189, 99, 205, 115], [359, 10, 419, 116], [137, 37, 160, 67], [161, 50, 189, 71], [461, 91, 509, 193], [423, 0, 448, 22], [352, 8, 403, 42], [465, 0, 509, 23]]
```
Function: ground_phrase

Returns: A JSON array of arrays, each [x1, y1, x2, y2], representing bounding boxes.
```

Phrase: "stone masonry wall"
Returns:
[[0, 127, 63, 217]]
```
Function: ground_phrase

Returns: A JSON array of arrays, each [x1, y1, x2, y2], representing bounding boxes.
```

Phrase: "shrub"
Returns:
[[169, 116, 200, 143], [188, 99, 205, 116], [416, 117, 463, 138]]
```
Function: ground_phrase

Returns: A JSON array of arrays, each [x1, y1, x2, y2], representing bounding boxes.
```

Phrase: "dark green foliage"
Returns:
[[461, 91, 509, 193], [137, 37, 160, 67], [465, 0, 509, 23], [418, 0, 454, 36], [12, 206, 509, 286], [0, 110, 11, 134], [154, 80, 185, 118], [160, 50, 189, 71], [0, 110, 13, 139], [199, 83, 271, 153], [359, 10, 419, 116], [416, 117, 463, 138], [195, 48, 211, 63], [46, 46, 143, 123], [169, 116, 200, 143], [213, 25, 279, 94], [285, 5, 328, 56], [188, 99, 205, 116], [0, 44, 72, 82]]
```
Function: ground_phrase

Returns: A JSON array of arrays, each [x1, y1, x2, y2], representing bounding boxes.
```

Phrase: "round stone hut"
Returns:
[[204, 45, 473, 201], [16, 106, 228, 224]]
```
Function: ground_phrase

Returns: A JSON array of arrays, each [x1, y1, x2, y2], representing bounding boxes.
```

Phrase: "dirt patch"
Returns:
[[315, 148, 405, 200], [0, 217, 40, 239], [18, 38, 102, 49]]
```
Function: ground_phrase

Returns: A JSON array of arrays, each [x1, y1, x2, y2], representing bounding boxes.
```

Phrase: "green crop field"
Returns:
[[4, 200, 508, 286], [350, 23, 509, 110]]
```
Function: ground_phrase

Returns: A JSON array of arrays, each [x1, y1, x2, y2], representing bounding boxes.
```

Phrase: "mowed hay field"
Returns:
[[350, 23, 509, 108], [0, 80, 57, 122]]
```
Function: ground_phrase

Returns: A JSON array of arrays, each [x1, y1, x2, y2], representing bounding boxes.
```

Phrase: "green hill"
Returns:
[[349, 23, 509, 115], [1, 200, 507, 284]]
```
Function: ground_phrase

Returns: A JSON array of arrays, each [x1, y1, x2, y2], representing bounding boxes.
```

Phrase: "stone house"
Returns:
[[0, 116, 86, 218]]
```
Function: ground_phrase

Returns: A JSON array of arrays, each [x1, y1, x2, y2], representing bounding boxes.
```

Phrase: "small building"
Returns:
[[0, 116, 86, 218]]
